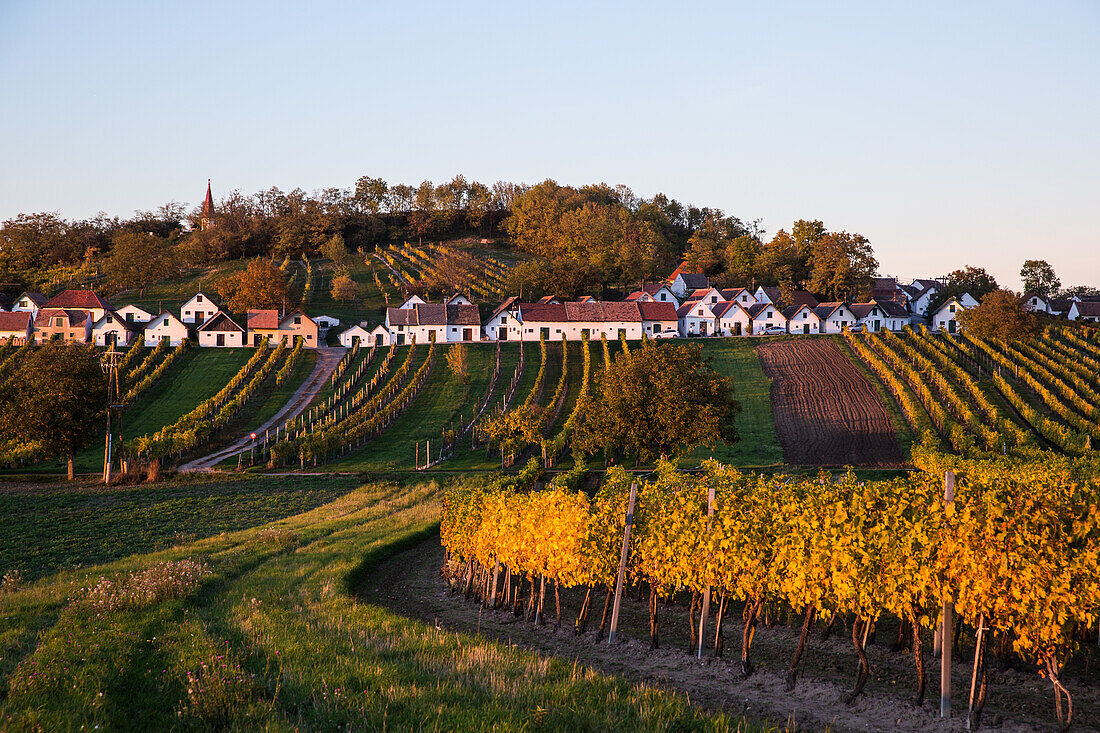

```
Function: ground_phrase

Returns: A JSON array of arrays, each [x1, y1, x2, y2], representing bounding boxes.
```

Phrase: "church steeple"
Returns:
[[200, 179, 216, 231]]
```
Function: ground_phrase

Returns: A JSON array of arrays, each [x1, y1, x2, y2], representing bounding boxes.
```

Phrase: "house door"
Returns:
[[802, 324, 809, 334], [873, 319, 881, 331], [498, 326, 508, 341], [462, 328, 472, 341], [733, 322, 741, 336], [540, 327, 550, 340], [254, 334, 263, 347], [375, 334, 383, 346], [699, 322, 707, 336], [216, 333, 225, 346], [948, 320, 956, 334], [397, 334, 405, 345], [106, 332, 116, 346]]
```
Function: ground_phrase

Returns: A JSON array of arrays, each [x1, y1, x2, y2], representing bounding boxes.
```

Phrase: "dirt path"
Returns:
[[179, 347, 345, 471], [757, 339, 904, 466], [359, 534, 1098, 733]]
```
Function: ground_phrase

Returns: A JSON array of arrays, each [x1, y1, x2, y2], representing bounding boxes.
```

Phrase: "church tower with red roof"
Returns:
[[200, 179, 217, 231]]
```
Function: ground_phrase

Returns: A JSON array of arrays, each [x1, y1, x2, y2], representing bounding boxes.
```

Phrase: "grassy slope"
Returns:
[[23, 349, 255, 474], [683, 339, 784, 469], [0, 474, 358, 581], [0, 478, 757, 732]]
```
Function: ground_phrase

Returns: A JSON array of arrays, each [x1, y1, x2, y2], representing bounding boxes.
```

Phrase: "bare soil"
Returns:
[[756, 339, 904, 466], [358, 534, 1100, 733]]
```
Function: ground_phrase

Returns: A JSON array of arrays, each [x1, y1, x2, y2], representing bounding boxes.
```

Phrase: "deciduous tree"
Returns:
[[1020, 259, 1060, 297], [957, 289, 1038, 342], [0, 341, 107, 479], [446, 344, 470, 384], [107, 231, 173, 295], [575, 340, 740, 462], [330, 274, 359, 303], [217, 258, 292, 313]]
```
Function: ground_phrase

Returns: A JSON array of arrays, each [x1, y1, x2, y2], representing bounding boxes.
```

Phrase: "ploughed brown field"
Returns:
[[756, 339, 904, 466]]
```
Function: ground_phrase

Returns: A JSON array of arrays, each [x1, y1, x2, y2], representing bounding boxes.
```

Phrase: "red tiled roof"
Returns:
[[43, 289, 110, 311], [636, 301, 677, 321], [781, 304, 818, 320], [519, 303, 567, 322], [488, 296, 519, 322], [0, 311, 32, 331], [35, 308, 88, 327], [247, 309, 281, 329]]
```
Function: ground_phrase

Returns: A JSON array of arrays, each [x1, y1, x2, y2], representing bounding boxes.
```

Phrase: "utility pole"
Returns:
[[100, 342, 123, 483]]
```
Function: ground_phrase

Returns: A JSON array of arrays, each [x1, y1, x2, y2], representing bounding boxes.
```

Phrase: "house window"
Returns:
[[307, 335, 313, 341], [659, 293, 666, 301], [55, 317, 63, 327], [710, 296, 717, 303], [293, 316, 301, 324], [500, 316, 507, 324], [185, 311, 190, 317], [697, 309, 703, 316], [766, 311, 773, 318], [197, 295, 203, 302], [949, 304, 956, 313]]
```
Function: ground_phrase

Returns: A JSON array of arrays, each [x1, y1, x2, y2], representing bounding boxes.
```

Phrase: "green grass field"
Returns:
[[0, 474, 359, 582], [0, 476, 764, 731], [681, 339, 784, 468]]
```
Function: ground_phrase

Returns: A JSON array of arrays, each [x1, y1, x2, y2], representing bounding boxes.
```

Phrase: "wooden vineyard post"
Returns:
[[697, 482, 716, 658], [941, 470, 956, 719], [608, 481, 638, 645]]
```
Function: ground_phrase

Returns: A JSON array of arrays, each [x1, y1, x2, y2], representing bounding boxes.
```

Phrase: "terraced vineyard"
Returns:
[[845, 325, 1100, 458]]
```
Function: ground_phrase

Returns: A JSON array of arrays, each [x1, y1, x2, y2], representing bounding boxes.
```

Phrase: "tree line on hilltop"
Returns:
[[3, 175, 1098, 305]]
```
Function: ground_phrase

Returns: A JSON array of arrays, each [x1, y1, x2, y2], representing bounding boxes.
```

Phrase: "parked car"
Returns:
[[652, 330, 679, 339], [762, 326, 787, 335]]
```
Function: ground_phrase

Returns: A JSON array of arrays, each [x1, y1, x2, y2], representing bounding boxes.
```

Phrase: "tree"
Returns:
[[723, 234, 763, 286], [107, 230, 172, 295], [957, 289, 1039, 342], [1020, 259, 1060, 297], [217, 258, 292, 313], [575, 340, 740, 462], [330, 274, 359, 303], [0, 341, 106, 479], [446, 344, 470, 384], [320, 234, 350, 266], [807, 231, 878, 302]]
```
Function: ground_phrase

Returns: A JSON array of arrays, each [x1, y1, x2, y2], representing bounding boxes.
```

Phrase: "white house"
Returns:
[[850, 301, 909, 332], [638, 301, 678, 337], [713, 301, 753, 336], [930, 297, 969, 333], [92, 312, 139, 347], [444, 305, 482, 342], [338, 323, 372, 347], [144, 312, 189, 346], [0, 311, 33, 345], [314, 315, 341, 330], [782, 304, 822, 335], [1067, 301, 1100, 323], [115, 304, 154, 326], [905, 279, 941, 317], [197, 311, 246, 347], [12, 291, 47, 317], [369, 324, 392, 346], [180, 293, 218, 325], [719, 288, 757, 308], [625, 283, 678, 305], [686, 287, 724, 307], [1023, 293, 1054, 315], [397, 294, 427, 310], [814, 303, 858, 334], [753, 286, 782, 305], [517, 302, 645, 342], [668, 271, 709, 299], [748, 303, 788, 334], [444, 293, 474, 306], [677, 300, 717, 337], [484, 297, 523, 342]]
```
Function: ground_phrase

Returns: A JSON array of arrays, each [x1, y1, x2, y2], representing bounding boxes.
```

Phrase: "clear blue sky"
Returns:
[[2, 1, 1097, 290]]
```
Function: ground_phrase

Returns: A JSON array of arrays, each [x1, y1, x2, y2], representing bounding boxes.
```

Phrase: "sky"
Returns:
[[1, 1, 1098, 290]]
